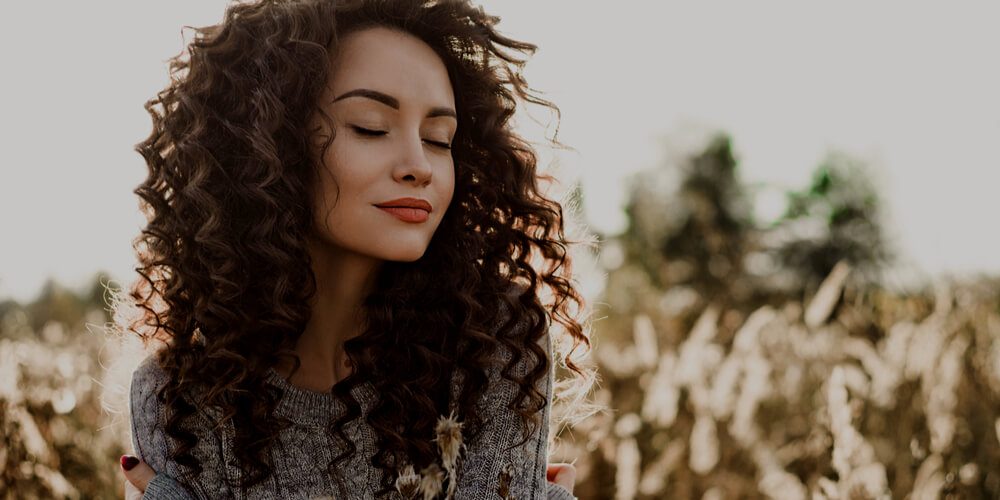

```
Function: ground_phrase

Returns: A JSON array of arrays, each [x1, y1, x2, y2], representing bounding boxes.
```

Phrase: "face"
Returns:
[[308, 27, 457, 263]]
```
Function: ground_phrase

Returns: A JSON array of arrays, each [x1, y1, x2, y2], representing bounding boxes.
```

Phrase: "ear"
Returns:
[[120, 455, 156, 493]]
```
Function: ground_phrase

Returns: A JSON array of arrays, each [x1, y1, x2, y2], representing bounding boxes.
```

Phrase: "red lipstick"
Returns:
[[374, 197, 432, 223]]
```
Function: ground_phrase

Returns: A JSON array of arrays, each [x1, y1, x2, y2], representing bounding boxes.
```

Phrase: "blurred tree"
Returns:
[[19, 272, 114, 336], [25, 279, 87, 334], [765, 152, 892, 292], [620, 133, 755, 304]]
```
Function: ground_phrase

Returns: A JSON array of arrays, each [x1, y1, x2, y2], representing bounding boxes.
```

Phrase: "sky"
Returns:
[[1, 1, 998, 302]]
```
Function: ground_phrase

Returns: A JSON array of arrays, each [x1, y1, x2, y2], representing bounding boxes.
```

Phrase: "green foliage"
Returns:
[[621, 134, 756, 306], [770, 153, 892, 290], [617, 134, 893, 307]]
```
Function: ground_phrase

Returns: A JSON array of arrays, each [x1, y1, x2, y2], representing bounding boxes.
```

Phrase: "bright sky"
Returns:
[[1, 1, 997, 302]]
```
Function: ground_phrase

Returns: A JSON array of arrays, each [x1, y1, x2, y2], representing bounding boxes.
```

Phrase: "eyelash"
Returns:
[[350, 126, 451, 150]]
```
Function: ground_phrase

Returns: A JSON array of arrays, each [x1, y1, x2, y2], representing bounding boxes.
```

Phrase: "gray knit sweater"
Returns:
[[129, 329, 576, 499]]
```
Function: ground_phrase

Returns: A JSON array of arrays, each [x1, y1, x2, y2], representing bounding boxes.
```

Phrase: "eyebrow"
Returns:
[[332, 88, 457, 119]]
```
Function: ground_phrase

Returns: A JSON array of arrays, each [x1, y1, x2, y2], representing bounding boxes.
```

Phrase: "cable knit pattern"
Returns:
[[129, 323, 576, 499]]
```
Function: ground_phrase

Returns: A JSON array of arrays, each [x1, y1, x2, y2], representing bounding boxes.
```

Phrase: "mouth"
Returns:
[[375, 205, 430, 223], [373, 198, 433, 212]]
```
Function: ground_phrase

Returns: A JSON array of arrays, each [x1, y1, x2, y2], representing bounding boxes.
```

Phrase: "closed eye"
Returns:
[[425, 139, 451, 150], [351, 125, 386, 137], [351, 125, 451, 150]]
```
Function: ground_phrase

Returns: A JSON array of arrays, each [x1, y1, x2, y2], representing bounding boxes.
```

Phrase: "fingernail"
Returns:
[[121, 455, 140, 471]]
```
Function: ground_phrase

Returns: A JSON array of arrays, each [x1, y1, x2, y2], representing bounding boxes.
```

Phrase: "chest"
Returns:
[[211, 418, 399, 500]]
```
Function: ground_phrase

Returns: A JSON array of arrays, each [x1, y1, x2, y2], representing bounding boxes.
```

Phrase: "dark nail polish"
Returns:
[[121, 455, 140, 471]]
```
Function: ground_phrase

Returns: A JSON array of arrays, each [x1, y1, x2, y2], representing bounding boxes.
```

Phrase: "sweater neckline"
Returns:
[[264, 367, 378, 426]]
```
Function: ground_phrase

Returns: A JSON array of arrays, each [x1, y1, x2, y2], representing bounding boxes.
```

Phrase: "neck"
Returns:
[[280, 236, 381, 387]]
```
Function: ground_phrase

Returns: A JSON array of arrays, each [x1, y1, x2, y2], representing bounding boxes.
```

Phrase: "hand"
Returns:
[[122, 453, 571, 496], [546, 462, 576, 494], [120, 455, 155, 499]]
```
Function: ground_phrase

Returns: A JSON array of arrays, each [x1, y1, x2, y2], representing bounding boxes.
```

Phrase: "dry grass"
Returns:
[[2, 263, 999, 498], [549, 263, 1000, 498], [0, 302, 137, 499]]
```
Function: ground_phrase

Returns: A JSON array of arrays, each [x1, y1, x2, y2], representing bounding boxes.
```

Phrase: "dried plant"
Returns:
[[433, 410, 465, 499], [392, 411, 467, 500], [394, 464, 421, 499], [418, 462, 445, 500], [549, 262, 1000, 498], [7, 247, 1000, 499]]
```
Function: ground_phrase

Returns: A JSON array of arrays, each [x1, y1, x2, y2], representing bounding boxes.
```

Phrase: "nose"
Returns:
[[393, 131, 433, 186]]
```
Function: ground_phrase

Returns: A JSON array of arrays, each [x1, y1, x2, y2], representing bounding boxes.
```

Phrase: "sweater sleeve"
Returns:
[[128, 355, 203, 500], [453, 319, 576, 499]]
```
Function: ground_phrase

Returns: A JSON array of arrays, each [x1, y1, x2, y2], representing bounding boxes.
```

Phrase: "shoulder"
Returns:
[[490, 283, 552, 373], [129, 353, 172, 473], [449, 282, 554, 399], [129, 353, 180, 450], [130, 353, 170, 415], [128, 353, 227, 498], [129, 353, 217, 424], [129, 353, 214, 425], [131, 353, 169, 393], [480, 288, 554, 413]]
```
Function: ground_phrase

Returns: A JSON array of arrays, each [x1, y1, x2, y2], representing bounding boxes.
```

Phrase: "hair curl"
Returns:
[[127, 0, 594, 496]]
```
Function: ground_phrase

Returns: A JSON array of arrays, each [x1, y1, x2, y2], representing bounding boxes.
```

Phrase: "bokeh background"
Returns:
[[2, 1, 999, 498]]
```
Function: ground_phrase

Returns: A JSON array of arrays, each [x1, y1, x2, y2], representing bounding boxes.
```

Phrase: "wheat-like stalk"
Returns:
[[418, 462, 445, 500], [434, 410, 466, 499], [394, 412, 467, 500], [394, 464, 421, 499]]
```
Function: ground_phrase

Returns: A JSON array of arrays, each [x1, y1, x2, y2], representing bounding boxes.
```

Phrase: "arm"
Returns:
[[453, 326, 576, 499], [129, 355, 202, 500]]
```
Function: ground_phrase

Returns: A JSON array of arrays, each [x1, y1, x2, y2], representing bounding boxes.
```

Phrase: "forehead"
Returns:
[[328, 27, 455, 109]]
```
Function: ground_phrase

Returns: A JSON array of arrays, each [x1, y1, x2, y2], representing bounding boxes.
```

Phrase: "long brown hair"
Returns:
[[127, 0, 593, 496]]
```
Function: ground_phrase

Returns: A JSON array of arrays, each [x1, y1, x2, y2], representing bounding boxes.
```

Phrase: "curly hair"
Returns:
[[127, 0, 594, 496]]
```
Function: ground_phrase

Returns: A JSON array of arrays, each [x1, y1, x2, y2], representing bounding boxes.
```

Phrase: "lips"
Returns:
[[373, 197, 432, 223], [373, 197, 432, 212], [376, 206, 429, 223]]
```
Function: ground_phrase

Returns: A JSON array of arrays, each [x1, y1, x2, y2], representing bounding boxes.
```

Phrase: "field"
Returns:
[[3, 265, 999, 499]]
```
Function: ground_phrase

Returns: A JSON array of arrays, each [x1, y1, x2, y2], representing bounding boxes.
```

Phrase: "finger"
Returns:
[[120, 455, 156, 493], [552, 463, 576, 491], [546, 463, 574, 482], [546, 462, 567, 481], [124, 480, 143, 500]]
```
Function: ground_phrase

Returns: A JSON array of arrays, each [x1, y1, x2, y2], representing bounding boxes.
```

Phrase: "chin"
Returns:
[[377, 246, 429, 263]]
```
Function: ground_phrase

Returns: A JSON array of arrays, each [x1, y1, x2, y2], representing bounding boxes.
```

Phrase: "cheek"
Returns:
[[313, 146, 369, 224], [440, 161, 456, 204], [321, 138, 379, 193]]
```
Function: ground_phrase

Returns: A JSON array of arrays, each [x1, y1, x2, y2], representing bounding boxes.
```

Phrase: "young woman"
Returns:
[[117, 0, 592, 498]]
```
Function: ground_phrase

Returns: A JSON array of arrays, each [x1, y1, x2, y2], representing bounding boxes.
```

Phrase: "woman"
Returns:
[[118, 0, 593, 498]]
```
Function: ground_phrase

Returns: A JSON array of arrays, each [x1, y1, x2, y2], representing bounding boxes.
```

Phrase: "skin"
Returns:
[[275, 26, 459, 392], [121, 26, 574, 497]]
